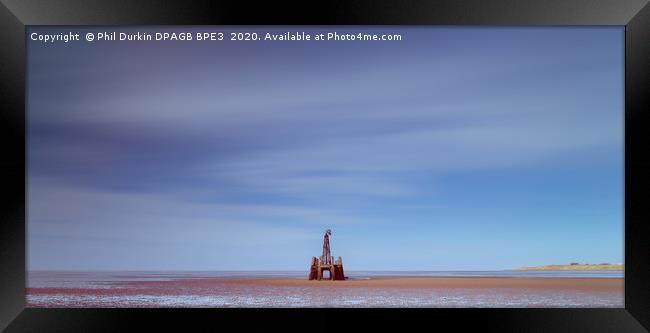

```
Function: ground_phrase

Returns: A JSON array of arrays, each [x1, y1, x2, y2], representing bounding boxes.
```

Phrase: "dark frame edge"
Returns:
[[0, 1, 26, 332], [0, 0, 649, 25], [625, 1, 650, 331]]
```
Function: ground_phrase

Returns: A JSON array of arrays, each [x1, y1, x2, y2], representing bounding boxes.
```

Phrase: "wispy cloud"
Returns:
[[27, 27, 623, 270]]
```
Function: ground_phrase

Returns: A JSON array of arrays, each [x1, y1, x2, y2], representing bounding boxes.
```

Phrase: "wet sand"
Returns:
[[27, 276, 624, 307], [246, 276, 623, 291]]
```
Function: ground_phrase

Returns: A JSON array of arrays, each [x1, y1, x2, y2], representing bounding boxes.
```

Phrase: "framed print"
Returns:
[[1, 0, 649, 331]]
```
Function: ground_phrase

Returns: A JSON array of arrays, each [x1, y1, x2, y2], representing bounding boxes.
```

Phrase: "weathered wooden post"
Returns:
[[333, 256, 345, 280], [308, 257, 319, 280]]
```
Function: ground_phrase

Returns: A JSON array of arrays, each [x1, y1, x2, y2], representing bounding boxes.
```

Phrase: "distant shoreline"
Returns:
[[513, 264, 623, 271]]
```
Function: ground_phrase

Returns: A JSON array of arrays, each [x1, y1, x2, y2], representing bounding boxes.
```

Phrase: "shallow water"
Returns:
[[27, 271, 624, 308]]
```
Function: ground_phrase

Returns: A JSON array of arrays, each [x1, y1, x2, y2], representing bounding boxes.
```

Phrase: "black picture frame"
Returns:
[[1, 0, 648, 331]]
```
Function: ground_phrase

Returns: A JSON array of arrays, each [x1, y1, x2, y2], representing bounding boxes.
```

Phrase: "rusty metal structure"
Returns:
[[309, 229, 345, 280]]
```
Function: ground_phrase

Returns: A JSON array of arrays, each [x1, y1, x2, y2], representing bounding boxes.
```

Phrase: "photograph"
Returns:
[[26, 26, 624, 308]]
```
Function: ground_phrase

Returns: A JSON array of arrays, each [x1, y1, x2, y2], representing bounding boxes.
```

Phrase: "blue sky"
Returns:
[[27, 27, 623, 271]]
